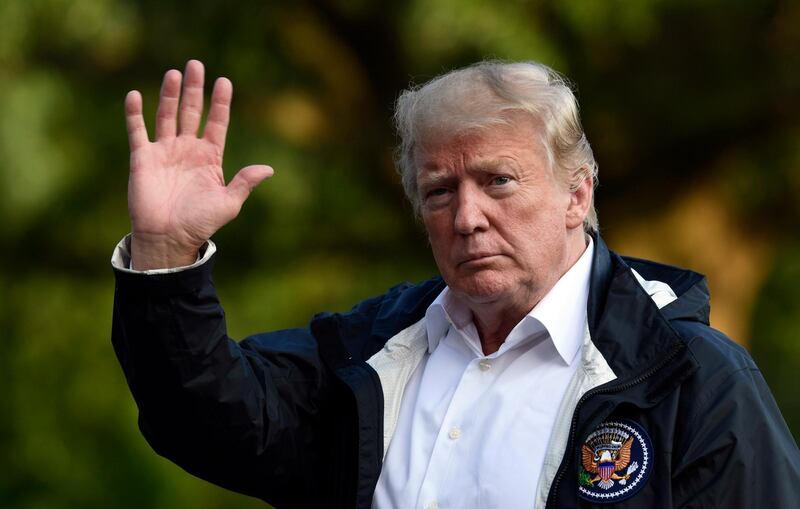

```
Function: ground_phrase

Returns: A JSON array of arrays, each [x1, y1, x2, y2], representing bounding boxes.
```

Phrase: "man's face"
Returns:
[[416, 115, 586, 311]]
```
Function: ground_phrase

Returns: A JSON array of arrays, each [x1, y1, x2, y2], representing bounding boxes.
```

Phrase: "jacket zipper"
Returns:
[[545, 341, 686, 509]]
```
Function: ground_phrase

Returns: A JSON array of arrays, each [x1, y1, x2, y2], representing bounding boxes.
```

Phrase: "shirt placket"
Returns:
[[416, 330, 500, 509]]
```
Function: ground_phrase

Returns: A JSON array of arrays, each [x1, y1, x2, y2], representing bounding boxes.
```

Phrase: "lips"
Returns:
[[457, 253, 502, 266]]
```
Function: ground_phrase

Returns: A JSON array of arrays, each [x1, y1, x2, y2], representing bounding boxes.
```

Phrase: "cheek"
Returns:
[[423, 214, 453, 252], [498, 205, 565, 256]]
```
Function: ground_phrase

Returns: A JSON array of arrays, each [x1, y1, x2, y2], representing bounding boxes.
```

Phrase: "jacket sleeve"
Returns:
[[671, 364, 800, 508], [111, 253, 332, 506]]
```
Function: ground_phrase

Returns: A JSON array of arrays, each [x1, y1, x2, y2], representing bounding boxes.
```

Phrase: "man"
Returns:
[[112, 59, 799, 508]]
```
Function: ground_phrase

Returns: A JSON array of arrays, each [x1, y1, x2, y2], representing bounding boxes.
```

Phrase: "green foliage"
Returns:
[[579, 469, 594, 487], [1, 0, 798, 507], [750, 243, 800, 441]]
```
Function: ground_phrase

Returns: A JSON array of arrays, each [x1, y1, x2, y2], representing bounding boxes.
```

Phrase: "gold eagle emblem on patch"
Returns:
[[581, 434, 637, 489], [578, 420, 653, 503]]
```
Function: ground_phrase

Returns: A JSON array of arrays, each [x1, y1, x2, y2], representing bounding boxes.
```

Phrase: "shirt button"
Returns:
[[478, 359, 492, 371], [448, 426, 462, 440]]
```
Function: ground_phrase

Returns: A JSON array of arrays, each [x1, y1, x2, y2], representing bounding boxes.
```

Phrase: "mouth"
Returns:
[[457, 253, 503, 267]]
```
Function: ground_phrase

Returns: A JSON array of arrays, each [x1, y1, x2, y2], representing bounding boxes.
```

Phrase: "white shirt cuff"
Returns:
[[110, 234, 216, 274]]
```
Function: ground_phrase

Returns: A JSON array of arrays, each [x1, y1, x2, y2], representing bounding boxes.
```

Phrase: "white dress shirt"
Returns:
[[372, 238, 594, 509]]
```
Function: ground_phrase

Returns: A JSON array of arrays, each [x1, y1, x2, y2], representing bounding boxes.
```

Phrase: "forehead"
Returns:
[[414, 115, 551, 175]]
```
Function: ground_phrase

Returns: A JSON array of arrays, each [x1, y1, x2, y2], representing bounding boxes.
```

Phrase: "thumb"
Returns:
[[227, 164, 274, 205]]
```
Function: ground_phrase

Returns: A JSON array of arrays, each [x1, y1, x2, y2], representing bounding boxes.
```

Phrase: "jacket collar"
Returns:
[[322, 231, 702, 394], [586, 232, 700, 396]]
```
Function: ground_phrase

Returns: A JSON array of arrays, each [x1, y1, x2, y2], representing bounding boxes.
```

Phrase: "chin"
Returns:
[[448, 271, 512, 304]]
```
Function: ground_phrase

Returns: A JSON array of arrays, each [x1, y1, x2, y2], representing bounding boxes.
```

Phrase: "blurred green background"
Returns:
[[1, 0, 798, 507]]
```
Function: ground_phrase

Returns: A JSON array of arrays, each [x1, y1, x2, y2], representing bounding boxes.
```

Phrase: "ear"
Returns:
[[565, 171, 593, 230]]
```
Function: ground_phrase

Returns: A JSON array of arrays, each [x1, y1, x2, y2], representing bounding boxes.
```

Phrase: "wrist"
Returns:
[[130, 232, 202, 270]]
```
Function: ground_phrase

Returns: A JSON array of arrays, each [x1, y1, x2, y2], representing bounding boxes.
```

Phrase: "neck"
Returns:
[[470, 231, 588, 355], [472, 302, 532, 354]]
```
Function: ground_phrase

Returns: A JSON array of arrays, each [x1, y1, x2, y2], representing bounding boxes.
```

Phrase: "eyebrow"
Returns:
[[417, 171, 456, 189], [465, 159, 511, 174], [418, 157, 519, 187]]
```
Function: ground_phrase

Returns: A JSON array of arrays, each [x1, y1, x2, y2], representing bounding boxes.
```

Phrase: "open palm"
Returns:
[[125, 60, 272, 269]]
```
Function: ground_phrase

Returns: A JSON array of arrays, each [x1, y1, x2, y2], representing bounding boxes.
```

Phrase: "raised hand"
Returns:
[[124, 60, 273, 270]]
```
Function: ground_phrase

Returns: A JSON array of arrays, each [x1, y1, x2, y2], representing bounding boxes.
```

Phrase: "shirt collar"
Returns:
[[425, 237, 594, 364], [424, 287, 468, 352]]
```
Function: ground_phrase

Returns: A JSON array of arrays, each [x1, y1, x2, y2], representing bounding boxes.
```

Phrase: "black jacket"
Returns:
[[111, 234, 800, 508]]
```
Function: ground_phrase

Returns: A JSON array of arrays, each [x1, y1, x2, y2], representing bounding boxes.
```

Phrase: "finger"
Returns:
[[226, 165, 274, 206], [155, 69, 181, 140], [125, 90, 149, 151], [203, 77, 232, 150], [178, 59, 205, 136]]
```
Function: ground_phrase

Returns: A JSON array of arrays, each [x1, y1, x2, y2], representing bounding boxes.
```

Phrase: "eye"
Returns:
[[491, 175, 512, 186], [422, 187, 452, 208], [427, 188, 449, 197]]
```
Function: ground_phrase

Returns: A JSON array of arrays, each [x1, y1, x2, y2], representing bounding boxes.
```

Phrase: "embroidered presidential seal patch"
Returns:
[[578, 419, 653, 503]]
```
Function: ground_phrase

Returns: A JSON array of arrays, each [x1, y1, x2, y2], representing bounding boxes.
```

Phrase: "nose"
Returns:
[[454, 184, 489, 235]]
